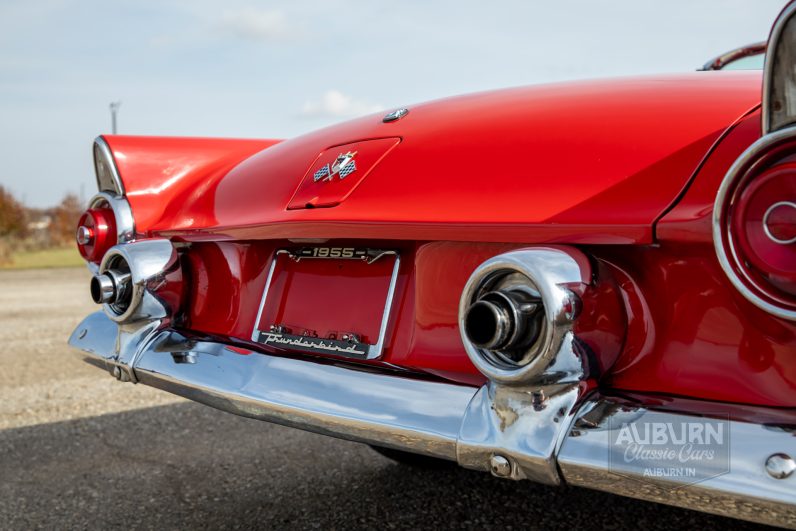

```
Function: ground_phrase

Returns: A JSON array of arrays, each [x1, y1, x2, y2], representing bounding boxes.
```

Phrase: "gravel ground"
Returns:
[[0, 268, 778, 530], [0, 268, 181, 430]]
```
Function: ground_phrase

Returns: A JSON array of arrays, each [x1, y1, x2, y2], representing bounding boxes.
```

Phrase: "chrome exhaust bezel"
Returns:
[[97, 239, 180, 323], [459, 247, 588, 385]]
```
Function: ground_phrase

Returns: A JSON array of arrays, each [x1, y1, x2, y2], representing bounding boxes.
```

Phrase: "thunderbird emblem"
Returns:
[[313, 151, 358, 182]]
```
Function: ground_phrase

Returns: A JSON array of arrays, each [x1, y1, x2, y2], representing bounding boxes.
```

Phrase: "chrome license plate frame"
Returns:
[[250, 247, 400, 360]]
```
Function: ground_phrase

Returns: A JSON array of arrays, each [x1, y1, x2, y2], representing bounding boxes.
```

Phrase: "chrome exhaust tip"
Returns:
[[90, 273, 115, 304], [463, 290, 542, 351], [89, 266, 132, 310], [459, 247, 590, 384]]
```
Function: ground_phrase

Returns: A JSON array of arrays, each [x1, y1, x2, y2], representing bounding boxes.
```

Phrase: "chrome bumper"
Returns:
[[70, 312, 796, 528]]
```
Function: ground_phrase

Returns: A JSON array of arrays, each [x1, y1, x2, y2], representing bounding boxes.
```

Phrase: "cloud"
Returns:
[[301, 90, 383, 119], [219, 8, 291, 41]]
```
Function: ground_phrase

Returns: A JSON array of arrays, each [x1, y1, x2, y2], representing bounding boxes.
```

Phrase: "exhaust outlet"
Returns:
[[459, 248, 593, 384], [93, 239, 182, 323], [89, 268, 131, 308], [463, 290, 542, 351], [90, 273, 115, 304]]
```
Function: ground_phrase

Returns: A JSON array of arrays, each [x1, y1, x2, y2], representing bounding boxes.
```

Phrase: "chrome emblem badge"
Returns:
[[383, 108, 409, 123], [313, 151, 358, 182]]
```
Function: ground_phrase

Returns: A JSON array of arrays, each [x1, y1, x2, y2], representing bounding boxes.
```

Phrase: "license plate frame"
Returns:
[[250, 247, 401, 360]]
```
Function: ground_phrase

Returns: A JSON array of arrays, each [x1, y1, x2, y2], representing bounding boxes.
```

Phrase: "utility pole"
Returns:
[[109, 101, 122, 134]]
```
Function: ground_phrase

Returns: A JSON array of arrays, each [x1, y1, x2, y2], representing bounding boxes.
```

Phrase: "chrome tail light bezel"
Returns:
[[713, 127, 796, 321]]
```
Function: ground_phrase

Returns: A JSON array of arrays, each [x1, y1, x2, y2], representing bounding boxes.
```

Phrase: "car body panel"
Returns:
[[180, 238, 796, 407], [107, 73, 761, 245], [95, 72, 796, 407], [103, 136, 281, 235]]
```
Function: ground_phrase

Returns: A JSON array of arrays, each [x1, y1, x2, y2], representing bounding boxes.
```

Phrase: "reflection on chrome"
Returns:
[[68, 311, 796, 528]]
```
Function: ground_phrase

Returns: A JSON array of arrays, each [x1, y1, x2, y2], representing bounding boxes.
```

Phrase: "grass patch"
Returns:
[[1, 247, 85, 270]]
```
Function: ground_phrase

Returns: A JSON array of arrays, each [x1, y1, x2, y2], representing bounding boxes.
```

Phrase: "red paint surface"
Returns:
[[110, 73, 760, 244], [657, 110, 762, 241], [182, 241, 625, 389], [206, 74, 758, 242], [256, 252, 398, 344], [101, 136, 281, 235], [98, 72, 796, 408], [597, 243, 796, 407], [179, 236, 795, 406]]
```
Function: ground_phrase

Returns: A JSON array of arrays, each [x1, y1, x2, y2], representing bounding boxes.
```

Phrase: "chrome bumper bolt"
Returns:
[[766, 453, 796, 479], [111, 365, 131, 383], [490, 455, 512, 478]]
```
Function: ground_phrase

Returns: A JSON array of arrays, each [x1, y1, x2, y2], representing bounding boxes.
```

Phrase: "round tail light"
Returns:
[[76, 192, 135, 266], [714, 129, 796, 320], [76, 206, 117, 263]]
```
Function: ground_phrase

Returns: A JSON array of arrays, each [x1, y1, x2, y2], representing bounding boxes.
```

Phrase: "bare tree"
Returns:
[[0, 185, 27, 264], [0, 185, 26, 238], [48, 193, 83, 246]]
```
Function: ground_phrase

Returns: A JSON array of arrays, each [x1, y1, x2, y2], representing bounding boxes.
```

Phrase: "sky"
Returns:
[[0, 0, 785, 208]]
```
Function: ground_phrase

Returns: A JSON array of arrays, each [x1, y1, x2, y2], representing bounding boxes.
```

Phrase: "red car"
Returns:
[[70, 5, 795, 528]]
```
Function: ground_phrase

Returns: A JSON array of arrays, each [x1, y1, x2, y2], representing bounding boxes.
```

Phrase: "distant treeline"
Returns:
[[0, 185, 83, 264]]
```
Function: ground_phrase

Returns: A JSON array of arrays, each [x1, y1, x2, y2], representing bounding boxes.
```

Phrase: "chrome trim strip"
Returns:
[[699, 41, 765, 71], [368, 253, 401, 359], [93, 136, 125, 195], [712, 126, 796, 321], [68, 312, 796, 526], [558, 398, 796, 529], [250, 250, 286, 343], [250, 249, 400, 360]]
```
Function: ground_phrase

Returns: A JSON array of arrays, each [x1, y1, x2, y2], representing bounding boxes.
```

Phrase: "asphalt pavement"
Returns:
[[0, 268, 778, 530]]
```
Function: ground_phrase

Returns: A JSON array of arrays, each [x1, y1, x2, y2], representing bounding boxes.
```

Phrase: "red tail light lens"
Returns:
[[76, 207, 117, 263], [733, 162, 796, 297], [715, 132, 796, 320]]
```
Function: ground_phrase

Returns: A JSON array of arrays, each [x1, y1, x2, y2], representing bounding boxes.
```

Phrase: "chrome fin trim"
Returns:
[[93, 136, 125, 195], [764, 2, 796, 134]]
